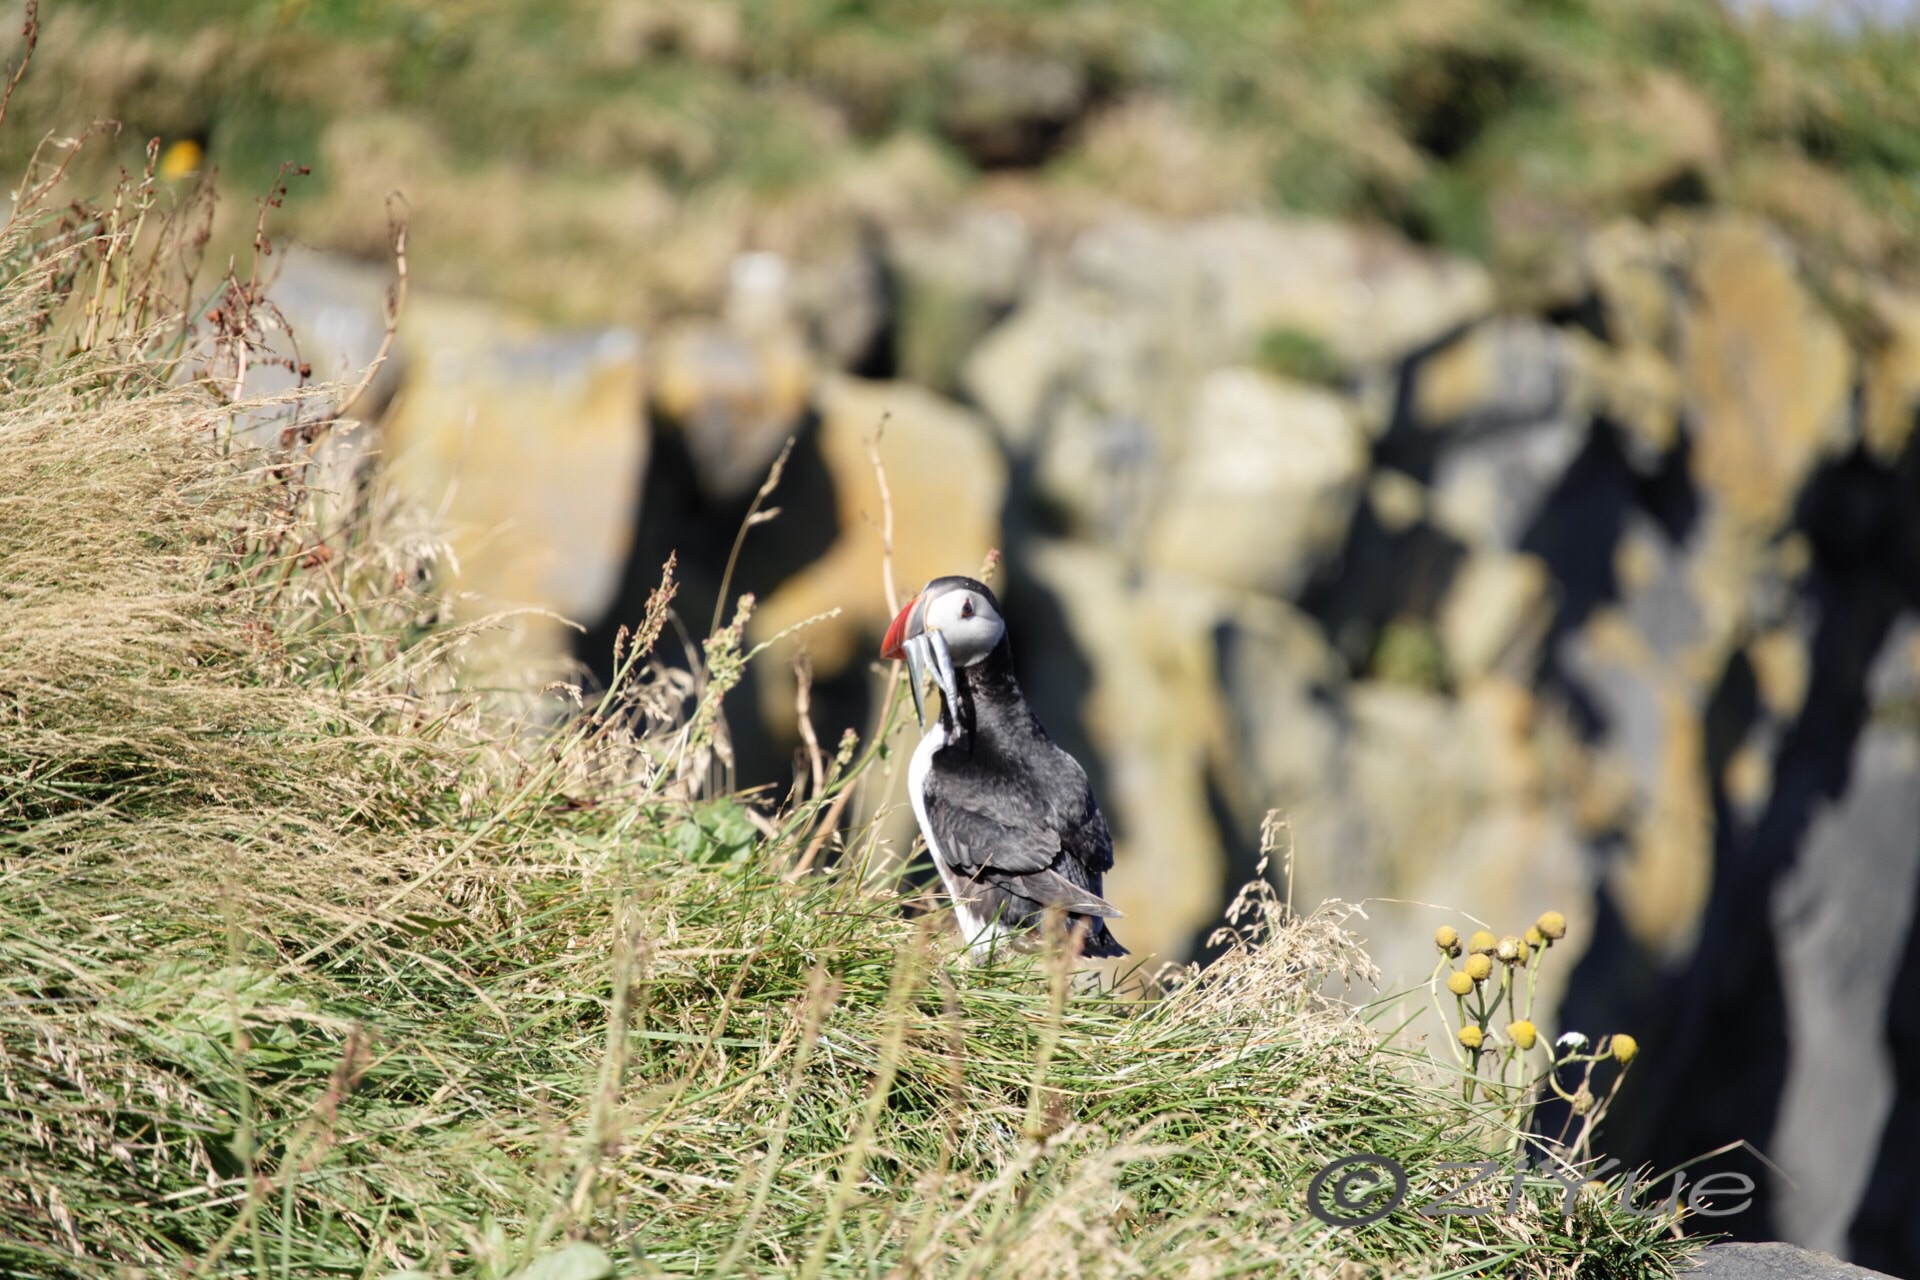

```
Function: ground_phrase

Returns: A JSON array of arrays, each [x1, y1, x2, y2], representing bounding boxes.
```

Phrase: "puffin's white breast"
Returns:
[[906, 721, 1002, 955]]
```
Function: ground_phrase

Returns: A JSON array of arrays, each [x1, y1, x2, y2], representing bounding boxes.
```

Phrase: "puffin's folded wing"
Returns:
[[921, 790, 1059, 874]]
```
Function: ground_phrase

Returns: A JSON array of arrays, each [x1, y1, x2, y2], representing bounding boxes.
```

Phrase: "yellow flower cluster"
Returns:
[[1426, 907, 1644, 1166], [1433, 910, 1586, 1074]]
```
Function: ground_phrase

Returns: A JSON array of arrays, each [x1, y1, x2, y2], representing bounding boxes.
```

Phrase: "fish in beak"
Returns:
[[881, 594, 959, 729]]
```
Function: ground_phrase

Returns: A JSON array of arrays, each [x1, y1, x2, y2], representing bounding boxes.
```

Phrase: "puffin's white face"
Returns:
[[880, 575, 1010, 730], [918, 583, 1004, 667]]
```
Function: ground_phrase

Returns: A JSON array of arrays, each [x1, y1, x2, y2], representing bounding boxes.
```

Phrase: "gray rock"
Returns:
[[792, 236, 890, 373], [1683, 1242, 1897, 1280], [887, 208, 1033, 394], [1767, 617, 1920, 1254], [1031, 399, 1160, 549], [1410, 319, 1588, 435], [236, 247, 402, 448], [1429, 413, 1589, 550], [1062, 212, 1494, 372], [651, 319, 813, 501], [269, 248, 403, 411], [962, 281, 1077, 452], [938, 51, 1087, 168]]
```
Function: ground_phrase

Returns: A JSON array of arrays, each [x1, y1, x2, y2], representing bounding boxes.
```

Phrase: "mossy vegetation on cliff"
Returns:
[[19, 0, 1920, 318]]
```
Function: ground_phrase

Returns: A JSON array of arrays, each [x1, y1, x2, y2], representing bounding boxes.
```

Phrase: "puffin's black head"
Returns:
[[880, 576, 1007, 728]]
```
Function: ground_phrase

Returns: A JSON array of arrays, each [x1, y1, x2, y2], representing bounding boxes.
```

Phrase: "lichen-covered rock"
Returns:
[[383, 299, 648, 655], [1145, 369, 1368, 598], [749, 375, 1004, 677], [651, 318, 814, 501], [1862, 282, 1920, 464], [1212, 589, 1346, 816], [1586, 219, 1682, 352], [1439, 551, 1552, 681], [1025, 542, 1230, 967], [1325, 678, 1588, 990], [1680, 215, 1854, 532]]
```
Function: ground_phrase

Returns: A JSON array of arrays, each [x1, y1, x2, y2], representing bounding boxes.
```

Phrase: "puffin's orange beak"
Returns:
[[880, 594, 918, 661]]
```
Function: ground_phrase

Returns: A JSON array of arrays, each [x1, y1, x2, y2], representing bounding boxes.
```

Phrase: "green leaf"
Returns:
[[666, 799, 758, 865], [510, 1242, 614, 1280]]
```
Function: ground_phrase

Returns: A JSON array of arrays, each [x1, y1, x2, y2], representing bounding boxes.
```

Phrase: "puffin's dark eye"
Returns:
[[961, 596, 975, 619]]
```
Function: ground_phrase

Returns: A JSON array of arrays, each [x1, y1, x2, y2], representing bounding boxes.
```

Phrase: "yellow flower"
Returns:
[[157, 138, 204, 181], [1497, 935, 1526, 965], [1507, 1020, 1537, 1050], [1434, 925, 1461, 956], [1446, 971, 1474, 996], [1463, 953, 1493, 982], [1525, 924, 1546, 948], [1536, 911, 1567, 941], [1468, 929, 1497, 954], [1610, 1033, 1639, 1064], [1458, 1025, 1484, 1050]]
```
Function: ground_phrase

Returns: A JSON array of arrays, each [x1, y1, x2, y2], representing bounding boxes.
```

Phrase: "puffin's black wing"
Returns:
[[1061, 784, 1115, 874], [920, 744, 1120, 919]]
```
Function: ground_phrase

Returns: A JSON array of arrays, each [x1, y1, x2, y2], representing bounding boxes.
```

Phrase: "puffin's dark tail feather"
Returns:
[[1076, 917, 1128, 958]]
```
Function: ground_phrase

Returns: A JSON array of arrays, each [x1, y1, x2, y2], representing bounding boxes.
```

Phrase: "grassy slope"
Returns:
[[0, 253, 1701, 1279], [17, 0, 1920, 321]]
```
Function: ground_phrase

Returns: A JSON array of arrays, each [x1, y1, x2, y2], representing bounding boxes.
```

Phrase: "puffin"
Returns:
[[880, 575, 1127, 959]]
